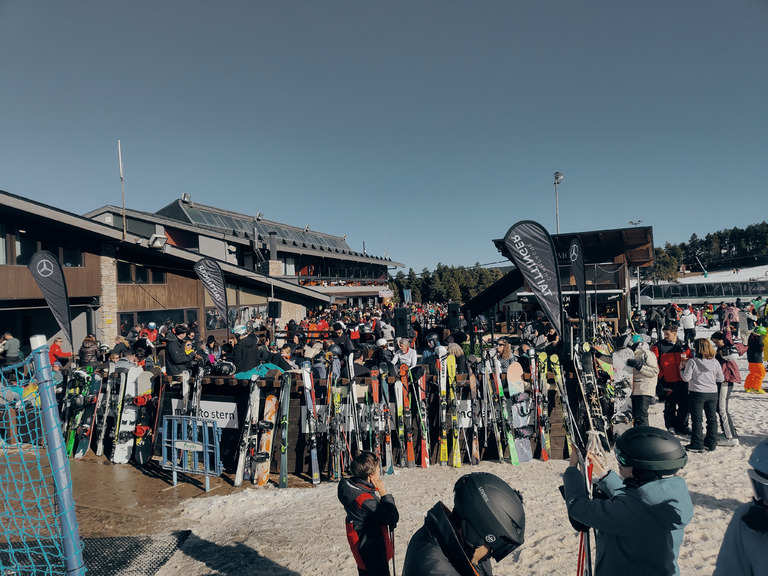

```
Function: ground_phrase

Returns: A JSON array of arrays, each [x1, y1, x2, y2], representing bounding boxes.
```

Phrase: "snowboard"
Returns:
[[255, 393, 280, 486], [132, 371, 158, 465], [507, 362, 533, 463], [73, 371, 102, 459], [95, 370, 117, 458], [610, 348, 635, 438], [110, 365, 143, 464]]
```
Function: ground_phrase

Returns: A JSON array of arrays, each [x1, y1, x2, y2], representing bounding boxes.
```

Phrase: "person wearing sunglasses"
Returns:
[[561, 426, 693, 576], [402, 472, 525, 575]]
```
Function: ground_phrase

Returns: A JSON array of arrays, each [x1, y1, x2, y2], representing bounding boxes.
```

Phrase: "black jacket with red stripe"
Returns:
[[338, 476, 399, 573]]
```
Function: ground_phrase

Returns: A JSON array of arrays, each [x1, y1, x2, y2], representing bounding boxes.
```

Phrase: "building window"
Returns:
[[284, 257, 296, 276], [117, 261, 132, 283], [14, 229, 37, 266], [117, 262, 167, 284], [134, 266, 149, 284], [61, 244, 82, 267], [0, 223, 6, 265]]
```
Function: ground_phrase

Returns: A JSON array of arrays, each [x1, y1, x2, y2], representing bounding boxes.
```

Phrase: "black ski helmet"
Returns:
[[747, 437, 768, 504], [615, 327, 636, 349], [453, 473, 525, 562], [328, 344, 342, 357], [615, 426, 688, 475], [426, 332, 440, 347]]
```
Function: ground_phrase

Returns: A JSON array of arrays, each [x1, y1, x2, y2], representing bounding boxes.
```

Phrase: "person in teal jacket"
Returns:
[[714, 436, 768, 575], [562, 426, 693, 576]]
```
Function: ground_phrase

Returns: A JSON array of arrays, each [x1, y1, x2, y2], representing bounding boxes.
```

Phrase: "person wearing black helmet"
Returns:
[[562, 426, 693, 576], [402, 472, 525, 576], [714, 436, 768, 575], [421, 332, 441, 363], [332, 322, 356, 356]]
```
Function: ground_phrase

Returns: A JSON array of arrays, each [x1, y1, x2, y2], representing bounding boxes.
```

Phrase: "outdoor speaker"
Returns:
[[394, 307, 410, 338], [448, 303, 460, 328], [268, 301, 282, 318]]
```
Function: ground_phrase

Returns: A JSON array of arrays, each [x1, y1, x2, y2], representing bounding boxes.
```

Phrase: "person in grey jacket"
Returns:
[[680, 338, 724, 452], [2, 332, 21, 365], [562, 426, 693, 576], [628, 336, 660, 427], [714, 436, 768, 575]]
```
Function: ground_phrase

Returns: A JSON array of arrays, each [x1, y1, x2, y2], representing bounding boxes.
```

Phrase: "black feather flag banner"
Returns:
[[503, 220, 564, 337], [569, 237, 587, 320], [194, 257, 229, 330], [28, 251, 73, 348]]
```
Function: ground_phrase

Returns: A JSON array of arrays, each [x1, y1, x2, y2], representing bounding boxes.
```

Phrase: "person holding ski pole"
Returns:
[[338, 451, 399, 576], [714, 436, 768, 575], [561, 426, 693, 576], [402, 472, 525, 576]]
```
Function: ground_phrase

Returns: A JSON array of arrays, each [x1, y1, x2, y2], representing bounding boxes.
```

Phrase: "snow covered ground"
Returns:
[[676, 264, 768, 285], [154, 328, 767, 576]]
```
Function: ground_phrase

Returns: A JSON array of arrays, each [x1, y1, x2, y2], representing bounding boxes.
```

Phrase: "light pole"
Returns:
[[554, 172, 563, 234], [629, 221, 643, 310]]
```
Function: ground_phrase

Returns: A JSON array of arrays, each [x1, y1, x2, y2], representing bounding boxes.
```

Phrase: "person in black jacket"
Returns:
[[232, 325, 259, 373], [164, 324, 190, 377], [402, 472, 525, 576], [338, 451, 399, 576]]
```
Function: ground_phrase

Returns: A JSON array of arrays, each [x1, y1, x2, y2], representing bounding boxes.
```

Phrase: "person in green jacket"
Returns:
[[562, 426, 693, 576]]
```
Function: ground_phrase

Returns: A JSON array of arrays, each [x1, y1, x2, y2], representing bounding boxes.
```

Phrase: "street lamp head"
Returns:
[[554, 172, 564, 184]]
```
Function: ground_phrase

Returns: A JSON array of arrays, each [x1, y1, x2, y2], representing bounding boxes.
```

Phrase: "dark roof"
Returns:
[[158, 199, 348, 253], [0, 190, 331, 306], [493, 225, 655, 268], [462, 269, 525, 316]]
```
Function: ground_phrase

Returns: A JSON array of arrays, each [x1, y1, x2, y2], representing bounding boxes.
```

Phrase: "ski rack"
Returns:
[[161, 415, 223, 492]]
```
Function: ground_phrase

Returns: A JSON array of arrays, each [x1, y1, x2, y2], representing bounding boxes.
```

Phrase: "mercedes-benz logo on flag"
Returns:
[[37, 258, 55, 277], [570, 244, 579, 262]]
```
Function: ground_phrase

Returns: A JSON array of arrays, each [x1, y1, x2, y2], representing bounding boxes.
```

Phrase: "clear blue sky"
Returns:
[[2, 1, 766, 273]]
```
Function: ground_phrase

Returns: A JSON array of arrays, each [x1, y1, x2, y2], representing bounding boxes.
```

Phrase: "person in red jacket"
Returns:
[[651, 323, 691, 435], [338, 451, 398, 576], [48, 337, 72, 367]]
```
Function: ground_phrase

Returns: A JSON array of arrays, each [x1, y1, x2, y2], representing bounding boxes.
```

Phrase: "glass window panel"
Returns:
[[62, 244, 82, 267], [134, 265, 149, 284], [151, 269, 166, 284], [0, 223, 5, 265], [117, 261, 132, 283], [14, 230, 37, 266]]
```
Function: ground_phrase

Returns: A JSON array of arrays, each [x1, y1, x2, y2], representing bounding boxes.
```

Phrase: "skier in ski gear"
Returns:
[[164, 324, 190, 377], [392, 337, 417, 369], [562, 426, 693, 576], [680, 338, 723, 452], [628, 334, 659, 427], [679, 305, 696, 347], [332, 322, 357, 355], [710, 331, 741, 445], [402, 472, 525, 576], [744, 326, 766, 393], [338, 451, 399, 576], [651, 323, 691, 434], [421, 332, 441, 363], [714, 436, 768, 575], [233, 326, 260, 373]]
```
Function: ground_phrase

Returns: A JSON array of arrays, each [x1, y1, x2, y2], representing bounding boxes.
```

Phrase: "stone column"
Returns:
[[98, 245, 120, 344]]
